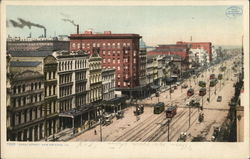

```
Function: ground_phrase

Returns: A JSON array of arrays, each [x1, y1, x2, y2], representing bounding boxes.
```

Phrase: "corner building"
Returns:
[[69, 31, 141, 97]]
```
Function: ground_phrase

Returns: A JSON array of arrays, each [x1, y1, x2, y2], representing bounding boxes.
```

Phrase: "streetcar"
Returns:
[[166, 105, 177, 118], [199, 88, 207, 96], [198, 81, 206, 88], [187, 88, 194, 96], [154, 102, 165, 114], [210, 74, 216, 80], [209, 79, 218, 87]]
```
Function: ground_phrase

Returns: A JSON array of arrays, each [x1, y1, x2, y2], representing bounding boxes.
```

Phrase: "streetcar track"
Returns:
[[148, 107, 197, 142], [143, 107, 191, 142], [113, 113, 157, 141]]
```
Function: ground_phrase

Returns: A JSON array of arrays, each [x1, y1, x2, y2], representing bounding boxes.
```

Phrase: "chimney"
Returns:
[[77, 25, 79, 34], [44, 28, 47, 38]]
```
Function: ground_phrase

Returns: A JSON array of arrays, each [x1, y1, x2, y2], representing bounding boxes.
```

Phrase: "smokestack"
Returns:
[[44, 28, 46, 38], [77, 24, 79, 34]]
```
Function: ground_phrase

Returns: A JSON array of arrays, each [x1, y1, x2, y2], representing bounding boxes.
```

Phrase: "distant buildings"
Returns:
[[7, 36, 69, 52], [148, 44, 189, 60], [176, 41, 212, 62], [68, 30, 142, 98]]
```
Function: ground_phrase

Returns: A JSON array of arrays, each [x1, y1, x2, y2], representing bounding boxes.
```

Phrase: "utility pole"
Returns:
[[189, 105, 191, 128], [167, 119, 171, 142], [208, 81, 211, 103], [100, 119, 102, 142]]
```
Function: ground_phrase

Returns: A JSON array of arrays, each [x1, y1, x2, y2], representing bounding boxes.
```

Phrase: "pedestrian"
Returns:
[[94, 129, 97, 135]]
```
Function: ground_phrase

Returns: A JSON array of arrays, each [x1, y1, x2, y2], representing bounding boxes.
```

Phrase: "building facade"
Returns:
[[88, 52, 103, 104], [53, 50, 90, 130], [7, 70, 45, 141], [102, 69, 116, 101], [176, 41, 212, 62], [7, 37, 69, 52], [68, 31, 142, 94], [147, 44, 190, 60]]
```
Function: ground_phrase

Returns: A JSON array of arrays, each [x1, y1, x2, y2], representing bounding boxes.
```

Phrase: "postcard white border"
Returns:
[[1, 1, 249, 159]]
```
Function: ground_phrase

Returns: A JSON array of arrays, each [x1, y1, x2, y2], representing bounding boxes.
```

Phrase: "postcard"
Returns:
[[1, 0, 249, 159]]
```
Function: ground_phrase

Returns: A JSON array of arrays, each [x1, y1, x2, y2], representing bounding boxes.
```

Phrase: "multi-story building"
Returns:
[[7, 36, 69, 52], [53, 50, 90, 130], [146, 55, 159, 88], [68, 30, 142, 97], [102, 68, 121, 113], [190, 48, 209, 67], [88, 51, 102, 104], [43, 55, 59, 139], [176, 41, 212, 62], [147, 44, 190, 60], [7, 53, 60, 141], [7, 70, 45, 141], [138, 39, 148, 98], [102, 69, 116, 101]]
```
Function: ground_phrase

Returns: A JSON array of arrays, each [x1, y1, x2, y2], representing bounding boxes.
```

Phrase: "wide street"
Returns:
[[70, 55, 240, 142]]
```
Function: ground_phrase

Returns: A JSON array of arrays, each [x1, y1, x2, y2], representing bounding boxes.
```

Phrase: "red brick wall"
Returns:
[[176, 41, 212, 61], [69, 34, 141, 89]]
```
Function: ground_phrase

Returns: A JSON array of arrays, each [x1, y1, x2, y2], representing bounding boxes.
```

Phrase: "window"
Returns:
[[103, 51, 106, 55], [118, 58, 120, 64], [117, 66, 120, 70], [127, 43, 130, 46], [93, 43, 96, 47], [108, 59, 111, 63], [117, 43, 120, 48], [72, 43, 76, 48], [124, 82, 127, 86], [117, 74, 120, 79], [82, 43, 85, 48], [134, 58, 136, 64], [134, 51, 137, 56], [112, 43, 116, 48], [103, 43, 106, 47], [77, 43, 80, 49], [103, 59, 106, 63], [118, 82, 120, 87], [108, 51, 111, 55], [113, 59, 115, 64]]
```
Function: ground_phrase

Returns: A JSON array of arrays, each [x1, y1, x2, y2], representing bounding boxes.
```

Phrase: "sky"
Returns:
[[6, 5, 244, 46]]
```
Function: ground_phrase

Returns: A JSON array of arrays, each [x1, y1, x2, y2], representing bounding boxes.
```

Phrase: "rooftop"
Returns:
[[10, 61, 42, 67], [9, 50, 53, 57]]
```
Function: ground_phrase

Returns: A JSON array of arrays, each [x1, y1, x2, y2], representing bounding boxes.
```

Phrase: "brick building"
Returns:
[[68, 31, 142, 97], [176, 41, 212, 62], [147, 44, 190, 60]]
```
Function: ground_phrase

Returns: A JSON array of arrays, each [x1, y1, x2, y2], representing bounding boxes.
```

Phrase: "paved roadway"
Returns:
[[69, 55, 241, 142]]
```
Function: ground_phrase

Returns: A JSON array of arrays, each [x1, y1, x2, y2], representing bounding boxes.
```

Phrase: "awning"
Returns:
[[150, 85, 160, 89], [103, 96, 126, 105], [59, 105, 94, 118]]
